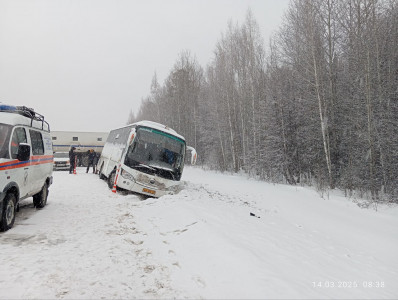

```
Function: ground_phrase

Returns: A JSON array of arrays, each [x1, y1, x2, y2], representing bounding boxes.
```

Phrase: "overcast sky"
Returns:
[[0, 0, 289, 132]]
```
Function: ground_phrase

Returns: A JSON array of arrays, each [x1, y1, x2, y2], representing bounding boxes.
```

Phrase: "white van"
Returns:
[[97, 121, 197, 198], [0, 104, 53, 231], [53, 152, 71, 171]]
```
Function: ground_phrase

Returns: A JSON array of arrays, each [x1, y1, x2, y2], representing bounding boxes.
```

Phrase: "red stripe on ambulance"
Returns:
[[0, 155, 53, 170]]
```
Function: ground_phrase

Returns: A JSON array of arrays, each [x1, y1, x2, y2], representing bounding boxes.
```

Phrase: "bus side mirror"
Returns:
[[186, 146, 197, 165], [17, 143, 31, 161]]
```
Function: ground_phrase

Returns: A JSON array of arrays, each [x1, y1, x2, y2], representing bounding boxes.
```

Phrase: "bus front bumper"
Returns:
[[117, 177, 178, 198]]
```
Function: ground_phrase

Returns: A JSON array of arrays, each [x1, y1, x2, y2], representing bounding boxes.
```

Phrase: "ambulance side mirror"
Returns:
[[186, 146, 197, 165], [17, 143, 30, 161]]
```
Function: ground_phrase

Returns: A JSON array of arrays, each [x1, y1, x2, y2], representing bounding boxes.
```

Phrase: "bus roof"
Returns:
[[122, 120, 185, 141]]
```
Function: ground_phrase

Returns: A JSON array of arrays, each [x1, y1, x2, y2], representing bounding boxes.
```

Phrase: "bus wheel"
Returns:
[[99, 164, 105, 180], [0, 193, 17, 232], [107, 170, 116, 189], [33, 183, 48, 209]]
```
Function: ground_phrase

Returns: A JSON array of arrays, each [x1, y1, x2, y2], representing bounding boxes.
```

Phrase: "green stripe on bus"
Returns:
[[141, 127, 185, 143]]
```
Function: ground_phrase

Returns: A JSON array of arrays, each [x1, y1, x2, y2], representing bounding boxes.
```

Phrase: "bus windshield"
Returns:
[[124, 126, 186, 181], [0, 123, 12, 159]]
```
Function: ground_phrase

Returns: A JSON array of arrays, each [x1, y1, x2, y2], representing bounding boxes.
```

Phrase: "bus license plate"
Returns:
[[143, 188, 156, 195]]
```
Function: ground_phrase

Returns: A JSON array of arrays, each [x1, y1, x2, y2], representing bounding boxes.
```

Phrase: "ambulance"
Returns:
[[0, 104, 53, 231]]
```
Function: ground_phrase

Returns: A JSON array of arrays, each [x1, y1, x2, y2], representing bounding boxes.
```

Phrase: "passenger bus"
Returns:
[[97, 121, 197, 197]]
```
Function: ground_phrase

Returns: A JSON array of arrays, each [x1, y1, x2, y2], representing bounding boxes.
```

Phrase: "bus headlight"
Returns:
[[121, 169, 135, 182]]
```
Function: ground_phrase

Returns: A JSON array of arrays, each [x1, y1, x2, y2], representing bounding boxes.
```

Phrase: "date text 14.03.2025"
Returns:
[[312, 281, 385, 288]]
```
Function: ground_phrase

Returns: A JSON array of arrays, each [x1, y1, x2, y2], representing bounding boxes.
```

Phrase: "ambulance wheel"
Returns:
[[33, 183, 48, 209], [0, 193, 17, 232], [108, 170, 116, 189]]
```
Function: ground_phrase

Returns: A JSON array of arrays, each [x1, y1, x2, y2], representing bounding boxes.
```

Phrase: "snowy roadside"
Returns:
[[0, 167, 397, 299]]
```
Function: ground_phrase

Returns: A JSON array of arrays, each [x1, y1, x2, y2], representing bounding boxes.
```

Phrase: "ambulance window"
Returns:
[[10, 127, 27, 159], [0, 123, 12, 159], [29, 130, 44, 155]]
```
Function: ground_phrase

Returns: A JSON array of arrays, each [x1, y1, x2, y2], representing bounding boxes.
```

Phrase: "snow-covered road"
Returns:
[[0, 167, 397, 299]]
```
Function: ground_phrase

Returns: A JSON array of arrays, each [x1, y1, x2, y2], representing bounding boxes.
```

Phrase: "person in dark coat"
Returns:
[[86, 149, 97, 173], [69, 147, 76, 174]]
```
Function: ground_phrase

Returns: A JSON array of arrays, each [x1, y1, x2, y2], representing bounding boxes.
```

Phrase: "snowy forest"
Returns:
[[127, 0, 398, 202]]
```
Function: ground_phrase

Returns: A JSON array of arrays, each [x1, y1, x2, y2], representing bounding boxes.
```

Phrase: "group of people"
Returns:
[[68, 147, 98, 174]]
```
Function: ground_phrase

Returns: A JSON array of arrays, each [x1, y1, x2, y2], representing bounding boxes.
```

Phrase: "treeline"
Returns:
[[128, 0, 398, 202]]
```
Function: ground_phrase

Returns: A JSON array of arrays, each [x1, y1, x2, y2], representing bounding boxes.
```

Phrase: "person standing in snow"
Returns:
[[86, 149, 96, 173], [69, 147, 76, 174]]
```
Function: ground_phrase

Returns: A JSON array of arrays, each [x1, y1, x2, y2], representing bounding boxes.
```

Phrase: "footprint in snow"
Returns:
[[143, 288, 157, 295], [192, 276, 206, 288], [126, 239, 144, 245], [186, 221, 198, 227], [144, 265, 156, 273], [172, 228, 188, 235], [56, 289, 69, 297]]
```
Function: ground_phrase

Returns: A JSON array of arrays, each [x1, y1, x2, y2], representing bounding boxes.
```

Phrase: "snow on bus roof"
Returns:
[[125, 120, 185, 141]]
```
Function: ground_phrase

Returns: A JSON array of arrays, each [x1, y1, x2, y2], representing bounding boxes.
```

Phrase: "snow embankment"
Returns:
[[0, 167, 397, 299]]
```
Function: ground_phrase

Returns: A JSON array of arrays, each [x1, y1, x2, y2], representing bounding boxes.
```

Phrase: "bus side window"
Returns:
[[10, 127, 27, 159]]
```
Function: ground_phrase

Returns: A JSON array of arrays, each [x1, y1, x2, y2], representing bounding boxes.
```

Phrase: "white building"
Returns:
[[51, 131, 109, 166]]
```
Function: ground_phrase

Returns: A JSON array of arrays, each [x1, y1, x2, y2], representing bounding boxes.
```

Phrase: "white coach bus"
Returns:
[[97, 121, 197, 198]]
